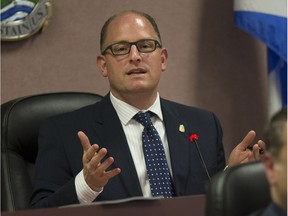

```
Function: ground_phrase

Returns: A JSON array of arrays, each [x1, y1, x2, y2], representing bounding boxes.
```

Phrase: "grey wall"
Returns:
[[1, 0, 268, 159]]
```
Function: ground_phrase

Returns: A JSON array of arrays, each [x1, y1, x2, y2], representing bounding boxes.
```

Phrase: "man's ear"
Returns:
[[97, 55, 108, 77], [160, 48, 168, 72], [263, 153, 276, 185]]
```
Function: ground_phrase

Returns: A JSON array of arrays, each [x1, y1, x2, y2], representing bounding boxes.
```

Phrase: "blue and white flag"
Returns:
[[234, 0, 287, 117]]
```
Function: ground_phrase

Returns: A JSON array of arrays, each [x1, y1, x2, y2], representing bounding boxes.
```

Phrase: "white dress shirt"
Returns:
[[75, 92, 172, 203]]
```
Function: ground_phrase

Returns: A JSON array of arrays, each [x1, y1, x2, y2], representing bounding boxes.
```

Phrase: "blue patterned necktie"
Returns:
[[134, 111, 175, 198]]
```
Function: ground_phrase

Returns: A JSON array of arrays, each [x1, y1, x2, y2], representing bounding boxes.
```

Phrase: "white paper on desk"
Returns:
[[59, 196, 163, 208]]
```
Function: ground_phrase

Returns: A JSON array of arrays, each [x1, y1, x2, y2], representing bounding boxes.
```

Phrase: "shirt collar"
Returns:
[[110, 92, 163, 125]]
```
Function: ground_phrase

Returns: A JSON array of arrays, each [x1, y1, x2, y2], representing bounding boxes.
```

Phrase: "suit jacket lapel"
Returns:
[[95, 95, 143, 197], [93, 96, 191, 197], [160, 99, 191, 196]]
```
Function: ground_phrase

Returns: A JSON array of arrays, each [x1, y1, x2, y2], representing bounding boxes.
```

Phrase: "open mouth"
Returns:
[[127, 68, 146, 75]]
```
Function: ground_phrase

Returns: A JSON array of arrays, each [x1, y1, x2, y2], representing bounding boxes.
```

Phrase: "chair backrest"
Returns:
[[205, 161, 271, 216], [1, 92, 103, 212]]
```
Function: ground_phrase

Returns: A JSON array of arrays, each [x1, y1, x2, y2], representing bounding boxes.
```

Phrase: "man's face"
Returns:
[[97, 12, 168, 102], [265, 122, 287, 210], [274, 123, 287, 209]]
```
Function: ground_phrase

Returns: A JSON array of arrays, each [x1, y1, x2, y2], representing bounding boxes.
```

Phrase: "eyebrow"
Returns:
[[108, 38, 158, 44]]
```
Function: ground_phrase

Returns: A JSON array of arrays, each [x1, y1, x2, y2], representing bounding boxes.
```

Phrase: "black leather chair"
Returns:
[[205, 161, 271, 216], [1, 92, 103, 212]]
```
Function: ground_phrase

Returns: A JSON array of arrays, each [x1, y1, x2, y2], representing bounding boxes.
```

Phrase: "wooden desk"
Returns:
[[2, 195, 206, 216]]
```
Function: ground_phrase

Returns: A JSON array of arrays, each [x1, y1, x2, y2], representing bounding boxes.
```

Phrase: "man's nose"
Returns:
[[129, 45, 141, 62]]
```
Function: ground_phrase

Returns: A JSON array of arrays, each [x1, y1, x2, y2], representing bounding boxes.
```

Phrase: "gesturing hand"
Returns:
[[78, 131, 121, 192], [228, 130, 265, 167]]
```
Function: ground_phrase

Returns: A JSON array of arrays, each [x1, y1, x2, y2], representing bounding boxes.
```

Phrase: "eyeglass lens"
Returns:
[[111, 40, 158, 55]]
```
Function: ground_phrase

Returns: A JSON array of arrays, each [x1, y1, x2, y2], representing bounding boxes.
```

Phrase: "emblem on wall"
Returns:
[[1, 0, 53, 41]]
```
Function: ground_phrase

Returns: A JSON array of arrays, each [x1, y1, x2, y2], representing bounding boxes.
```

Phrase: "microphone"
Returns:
[[189, 133, 211, 181]]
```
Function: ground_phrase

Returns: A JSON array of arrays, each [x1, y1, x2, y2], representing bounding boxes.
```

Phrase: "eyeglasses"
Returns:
[[101, 39, 162, 56]]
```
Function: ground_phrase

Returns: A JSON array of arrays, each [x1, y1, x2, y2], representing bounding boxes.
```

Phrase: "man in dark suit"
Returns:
[[247, 108, 287, 216], [30, 10, 264, 208]]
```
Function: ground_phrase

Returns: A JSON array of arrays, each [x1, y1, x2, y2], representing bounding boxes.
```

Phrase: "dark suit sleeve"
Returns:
[[212, 112, 226, 172], [30, 118, 80, 208], [30, 98, 143, 207]]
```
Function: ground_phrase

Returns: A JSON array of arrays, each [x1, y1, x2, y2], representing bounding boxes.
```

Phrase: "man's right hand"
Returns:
[[77, 131, 121, 192]]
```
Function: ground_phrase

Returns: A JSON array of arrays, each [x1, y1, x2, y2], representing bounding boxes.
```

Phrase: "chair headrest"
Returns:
[[206, 161, 271, 216], [1, 92, 103, 163]]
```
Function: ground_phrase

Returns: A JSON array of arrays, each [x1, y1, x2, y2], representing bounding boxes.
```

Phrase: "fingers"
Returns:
[[96, 156, 121, 179], [78, 131, 92, 152], [238, 151, 251, 163], [250, 140, 265, 160], [78, 131, 109, 167], [251, 144, 260, 160], [228, 130, 257, 166], [228, 131, 266, 166], [238, 130, 256, 150], [88, 154, 116, 176], [78, 131, 100, 164], [257, 140, 266, 153], [88, 152, 121, 178], [85, 155, 121, 191], [105, 167, 121, 179], [228, 147, 250, 166], [88, 147, 107, 169], [96, 156, 114, 173], [77, 131, 121, 190]]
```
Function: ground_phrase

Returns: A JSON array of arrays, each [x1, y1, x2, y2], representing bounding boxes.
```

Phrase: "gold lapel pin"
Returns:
[[179, 124, 185, 133]]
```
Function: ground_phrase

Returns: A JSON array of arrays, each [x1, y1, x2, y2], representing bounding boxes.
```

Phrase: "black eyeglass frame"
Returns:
[[101, 39, 162, 56]]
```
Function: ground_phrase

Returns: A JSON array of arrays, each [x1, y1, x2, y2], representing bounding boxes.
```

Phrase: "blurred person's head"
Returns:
[[263, 108, 287, 210]]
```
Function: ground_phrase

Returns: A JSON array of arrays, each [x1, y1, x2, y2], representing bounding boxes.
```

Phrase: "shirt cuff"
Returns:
[[75, 170, 103, 204]]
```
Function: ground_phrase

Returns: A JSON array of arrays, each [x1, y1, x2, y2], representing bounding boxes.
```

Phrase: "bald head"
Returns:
[[100, 10, 162, 53]]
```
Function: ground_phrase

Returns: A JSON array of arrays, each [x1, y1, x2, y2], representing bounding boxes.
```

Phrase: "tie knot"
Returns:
[[134, 111, 154, 127]]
